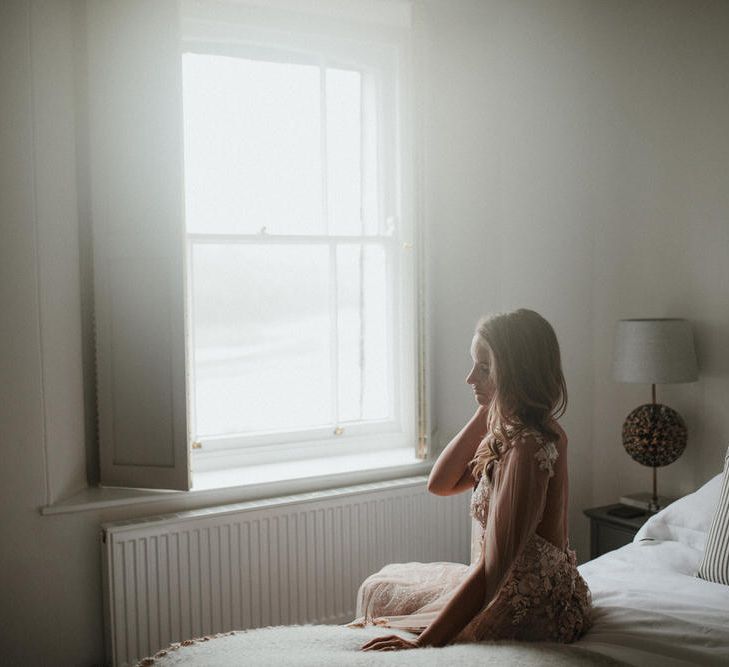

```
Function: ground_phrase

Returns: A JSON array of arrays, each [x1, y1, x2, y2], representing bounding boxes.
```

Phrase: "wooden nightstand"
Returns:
[[583, 504, 652, 559]]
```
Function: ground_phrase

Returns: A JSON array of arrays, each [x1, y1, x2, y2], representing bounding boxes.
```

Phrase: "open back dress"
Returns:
[[346, 424, 593, 644]]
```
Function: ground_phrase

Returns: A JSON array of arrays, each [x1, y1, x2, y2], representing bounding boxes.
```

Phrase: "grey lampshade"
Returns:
[[612, 318, 699, 384]]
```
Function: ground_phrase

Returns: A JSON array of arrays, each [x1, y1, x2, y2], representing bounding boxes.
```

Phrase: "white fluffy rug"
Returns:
[[144, 624, 626, 666]]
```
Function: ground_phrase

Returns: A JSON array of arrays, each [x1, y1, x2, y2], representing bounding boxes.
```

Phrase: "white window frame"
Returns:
[[180, 12, 418, 473]]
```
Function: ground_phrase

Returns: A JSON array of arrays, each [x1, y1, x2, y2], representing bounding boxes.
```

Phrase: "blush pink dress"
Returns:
[[346, 424, 593, 644]]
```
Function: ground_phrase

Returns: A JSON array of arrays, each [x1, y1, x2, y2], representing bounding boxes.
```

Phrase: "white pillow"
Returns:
[[633, 473, 723, 551]]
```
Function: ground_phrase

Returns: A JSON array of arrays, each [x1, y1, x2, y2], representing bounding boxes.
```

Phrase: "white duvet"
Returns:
[[574, 473, 729, 667], [147, 475, 729, 666], [576, 539, 729, 666]]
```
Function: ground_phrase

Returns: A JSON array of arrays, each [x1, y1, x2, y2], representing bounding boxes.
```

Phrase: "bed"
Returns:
[[141, 473, 729, 666]]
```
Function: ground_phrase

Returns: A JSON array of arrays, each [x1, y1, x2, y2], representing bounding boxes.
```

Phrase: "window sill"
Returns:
[[41, 447, 432, 516]]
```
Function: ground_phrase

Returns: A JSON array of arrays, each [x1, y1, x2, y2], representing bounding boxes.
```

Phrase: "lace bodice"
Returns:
[[469, 427, 559, 530], [470, 474, 490, 527]]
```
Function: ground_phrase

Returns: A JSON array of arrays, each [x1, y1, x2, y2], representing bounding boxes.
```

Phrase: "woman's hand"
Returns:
[[427, 405, 488, 496], [360, 634, 421, 651]]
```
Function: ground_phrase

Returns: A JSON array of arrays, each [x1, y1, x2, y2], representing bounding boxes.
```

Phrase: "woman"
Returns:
[[347, 308, 592, 651]]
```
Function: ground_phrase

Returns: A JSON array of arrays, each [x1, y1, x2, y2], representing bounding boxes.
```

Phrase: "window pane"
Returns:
[[361, 74, 380, 235], [327, 68, 362, 235], [191, 244, 331, 436], [337, 244, 390, 422], [182, 54, 323, 235]]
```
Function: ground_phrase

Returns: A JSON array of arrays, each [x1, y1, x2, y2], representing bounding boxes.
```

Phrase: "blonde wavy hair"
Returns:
[[467, 309, 567, 481]]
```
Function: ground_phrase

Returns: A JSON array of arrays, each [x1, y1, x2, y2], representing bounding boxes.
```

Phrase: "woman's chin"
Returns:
[[474, 394, 493, 407]]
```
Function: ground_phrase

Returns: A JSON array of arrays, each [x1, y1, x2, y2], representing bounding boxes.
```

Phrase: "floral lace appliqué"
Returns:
[[457, 535, 593, 644], [512, 428, 559, 478], [534, 441, 559, 477], [500, 536, 592, 643], [469, 475, 491, 528]]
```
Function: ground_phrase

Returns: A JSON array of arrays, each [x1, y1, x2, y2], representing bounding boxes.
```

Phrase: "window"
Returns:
[[181, 21, 417, 470], [89, 0, 419, 491]]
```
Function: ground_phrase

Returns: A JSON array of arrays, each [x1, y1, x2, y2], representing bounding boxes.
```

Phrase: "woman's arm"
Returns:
[[421, 434, 554, 647], [478, 434, 552, 604], [414, 551, 487, 647], [427, 406, 487, 496]]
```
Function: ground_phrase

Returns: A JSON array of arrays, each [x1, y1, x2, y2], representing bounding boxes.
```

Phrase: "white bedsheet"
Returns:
[[576, 539, 729, 666]]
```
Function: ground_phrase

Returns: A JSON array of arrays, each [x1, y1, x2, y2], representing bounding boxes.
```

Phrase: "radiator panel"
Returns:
[[102, 476, 471, 666]]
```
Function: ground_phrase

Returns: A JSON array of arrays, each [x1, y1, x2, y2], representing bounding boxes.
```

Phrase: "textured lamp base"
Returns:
[[619, 492, 675, 512]]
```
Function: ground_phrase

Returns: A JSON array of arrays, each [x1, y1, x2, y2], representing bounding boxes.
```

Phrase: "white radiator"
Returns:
[[101, 476, 471, 666]]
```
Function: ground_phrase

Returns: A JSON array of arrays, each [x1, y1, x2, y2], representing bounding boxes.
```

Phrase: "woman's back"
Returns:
[[537, 422, 569, 551], [470, 422, 568, 564]]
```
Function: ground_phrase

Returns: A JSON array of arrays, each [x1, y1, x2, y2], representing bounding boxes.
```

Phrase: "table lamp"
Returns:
[[612, 318, 699, 511]]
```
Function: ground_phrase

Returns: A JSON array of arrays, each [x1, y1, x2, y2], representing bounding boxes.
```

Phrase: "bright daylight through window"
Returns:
[[181, 37, 415, 470]]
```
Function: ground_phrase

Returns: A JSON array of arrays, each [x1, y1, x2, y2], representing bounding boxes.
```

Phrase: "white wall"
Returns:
[[0, 0, 91, 661], [591, 0, 729, 500], [420, 0, 618, 560], [1, 0, 728, 664], [420, 0, 729, 562]]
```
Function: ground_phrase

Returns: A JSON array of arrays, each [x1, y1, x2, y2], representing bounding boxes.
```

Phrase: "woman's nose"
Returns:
[[466, 368, 476, 385]]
